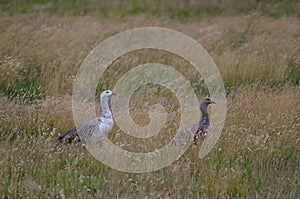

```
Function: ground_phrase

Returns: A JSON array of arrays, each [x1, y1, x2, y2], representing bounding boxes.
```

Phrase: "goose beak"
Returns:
[[112, 92, 117, 96], [211, 100, 216, 104]]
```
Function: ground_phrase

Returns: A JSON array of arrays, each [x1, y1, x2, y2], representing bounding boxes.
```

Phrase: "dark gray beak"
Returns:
[[211, 99, 216, 104], [112, 92, 117, 96]]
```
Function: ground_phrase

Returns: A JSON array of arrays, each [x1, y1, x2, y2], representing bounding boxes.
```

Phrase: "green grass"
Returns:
[[1, 138, 298, 198], [0, 0, 299, 18], [0, 54, 45, 104], [285, 58, 300, 86]]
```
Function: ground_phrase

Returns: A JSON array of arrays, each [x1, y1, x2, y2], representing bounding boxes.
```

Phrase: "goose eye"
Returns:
[[106, 91, 109, 93]]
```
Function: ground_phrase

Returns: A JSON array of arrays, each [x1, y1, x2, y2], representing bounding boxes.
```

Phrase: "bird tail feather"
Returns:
[[57, 127, 79, 143]]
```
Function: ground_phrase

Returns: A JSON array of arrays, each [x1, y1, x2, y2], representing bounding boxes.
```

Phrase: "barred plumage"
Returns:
[[57, 90, 116, 143], [172, 97, 216, 147]]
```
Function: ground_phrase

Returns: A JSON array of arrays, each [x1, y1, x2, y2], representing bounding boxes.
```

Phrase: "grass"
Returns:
[[0, 86, 299, 198], [0, 13, 299, 96], [0, 1, 299, 198], [0, 0, 299, 18], [0, 56, 45, 104], [285, 58, 300, 86]]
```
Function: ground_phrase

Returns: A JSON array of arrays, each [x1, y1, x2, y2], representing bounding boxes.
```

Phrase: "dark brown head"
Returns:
[[200, 97, 216, 107]]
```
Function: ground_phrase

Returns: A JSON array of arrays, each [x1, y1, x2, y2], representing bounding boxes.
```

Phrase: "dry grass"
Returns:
[[0, 86, 299, 198], [0, 5, 299, 198], [0, 13, 299, 96]]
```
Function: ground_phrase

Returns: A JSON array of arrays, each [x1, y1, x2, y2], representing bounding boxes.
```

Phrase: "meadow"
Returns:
[[0, 1, 299, 198]]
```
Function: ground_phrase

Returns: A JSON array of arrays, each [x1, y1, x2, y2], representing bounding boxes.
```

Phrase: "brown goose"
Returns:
[[172, 97, 216, 147]]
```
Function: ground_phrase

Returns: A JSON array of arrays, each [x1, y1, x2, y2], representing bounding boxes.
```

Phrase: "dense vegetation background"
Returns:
[[0, 0, 299, 198]]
